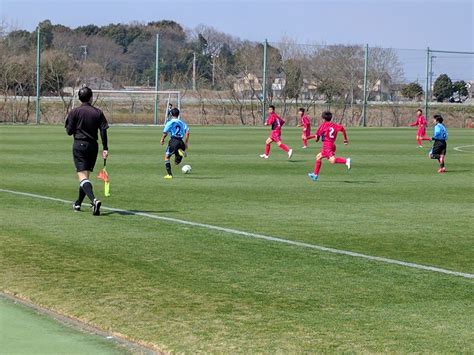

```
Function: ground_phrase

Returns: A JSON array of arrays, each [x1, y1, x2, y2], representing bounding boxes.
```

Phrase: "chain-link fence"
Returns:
[[1, 22, 472, 126]]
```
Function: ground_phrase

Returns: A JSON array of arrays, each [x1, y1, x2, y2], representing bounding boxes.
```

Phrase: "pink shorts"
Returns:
[[320, 145, 336, 158], [270, 131, 282, 142], [417, 127, 426, 137]]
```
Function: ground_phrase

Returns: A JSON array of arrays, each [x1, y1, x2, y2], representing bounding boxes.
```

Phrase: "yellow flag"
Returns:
[[104, 181, 110, 197]]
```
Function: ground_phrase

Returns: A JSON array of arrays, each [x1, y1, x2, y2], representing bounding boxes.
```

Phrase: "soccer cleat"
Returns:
[[302, 146, 307, 149], [92, 199, 101, 216], [418, 145, 423, 148], [438, 167, 446, 173], [346, 157, 351, 170], [72, 203, 81, 212], [178, 149, 187, 158], [259, 154, 269, 159], [288, 149, 293, 159], [164, 174, 173, 179], [308, 172, 319, 181]]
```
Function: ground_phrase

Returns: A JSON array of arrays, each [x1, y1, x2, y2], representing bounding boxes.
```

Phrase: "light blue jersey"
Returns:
[[432, 123, 448, 141], [163, 118, 189, 139]]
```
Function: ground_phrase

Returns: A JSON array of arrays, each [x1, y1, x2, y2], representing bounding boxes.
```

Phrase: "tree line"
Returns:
[[1, 20, 402, 94], [1, 19, 469, 121]]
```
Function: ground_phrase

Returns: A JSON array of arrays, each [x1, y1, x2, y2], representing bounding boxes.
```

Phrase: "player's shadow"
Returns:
[[342, 180, 377, 184], [442, 170, 470, 174], [184, 176, 223, 180], [319, 180, 377, 184], [102, 209, 178, 216]]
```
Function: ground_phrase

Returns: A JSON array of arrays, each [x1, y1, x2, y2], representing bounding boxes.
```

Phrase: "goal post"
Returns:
[[72, 89, 181, 125]]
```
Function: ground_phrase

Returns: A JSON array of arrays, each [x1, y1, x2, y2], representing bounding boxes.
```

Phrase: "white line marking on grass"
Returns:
[[453, 144, 474, 153], [1, 188, 473, 280]]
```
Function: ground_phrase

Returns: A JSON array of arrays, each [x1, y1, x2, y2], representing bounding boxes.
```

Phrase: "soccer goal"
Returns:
[[72, 89, 181, 125]]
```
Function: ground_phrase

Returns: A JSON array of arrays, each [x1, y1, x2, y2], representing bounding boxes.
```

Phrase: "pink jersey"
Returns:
[[410, 115, 427, 128], [301, 115, 311, 129], [301, 115, 311, 135], [316, 121, 348, 148], [266, 112, 285, 133]]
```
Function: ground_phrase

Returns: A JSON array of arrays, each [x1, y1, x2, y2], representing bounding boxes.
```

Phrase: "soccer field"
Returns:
[[1, 125, 473, 353]]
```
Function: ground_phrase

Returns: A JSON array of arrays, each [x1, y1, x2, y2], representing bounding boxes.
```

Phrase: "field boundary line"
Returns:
[[453, 144, 474, 152], [1, 188, 473, 280]]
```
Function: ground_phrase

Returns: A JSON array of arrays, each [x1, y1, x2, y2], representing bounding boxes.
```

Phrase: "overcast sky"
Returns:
[[1, 0, 472, 50], [1, 0, 472, 81]]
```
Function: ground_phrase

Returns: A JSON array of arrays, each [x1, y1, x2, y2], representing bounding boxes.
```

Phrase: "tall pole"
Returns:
[[361, 44, 369, 127], [192, 52, 196, 91], [429, 55, 436, 101], [262, 39, 268, 123], [35, 26, 41, 124], [424, 47, 430, 119], [211, 55, 215, 87], [153, 33, 160, 125]]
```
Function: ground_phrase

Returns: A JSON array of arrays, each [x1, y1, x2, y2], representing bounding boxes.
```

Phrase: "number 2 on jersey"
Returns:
[[329, 127, 335, 138]]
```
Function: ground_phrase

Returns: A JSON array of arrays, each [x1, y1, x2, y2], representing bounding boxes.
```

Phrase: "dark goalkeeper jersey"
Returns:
[[65, 102, 109, 149]]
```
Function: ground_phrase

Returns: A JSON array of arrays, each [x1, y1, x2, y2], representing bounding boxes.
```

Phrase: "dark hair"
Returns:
[[269, 105, 275, 110], [78, 86, 93, 103], [417, 109, 423, 114], [299, 108, 305, 113], [433, 114, 443, 123], [170, 107, 180, 117], [321, 111, 332, 121]]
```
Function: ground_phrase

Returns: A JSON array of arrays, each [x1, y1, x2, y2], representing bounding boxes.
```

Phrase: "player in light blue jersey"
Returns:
[[160, 108, 189, 179], [429, 114, 448, 173]]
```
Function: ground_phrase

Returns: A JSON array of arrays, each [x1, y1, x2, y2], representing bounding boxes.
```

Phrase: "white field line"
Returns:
[[1, 188, 473, 280], [453, 144, 474, 153]]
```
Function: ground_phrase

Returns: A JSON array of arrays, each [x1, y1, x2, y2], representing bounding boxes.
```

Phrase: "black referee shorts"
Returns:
[[431, 140, 447, 157], [73, 140, 99, 172]]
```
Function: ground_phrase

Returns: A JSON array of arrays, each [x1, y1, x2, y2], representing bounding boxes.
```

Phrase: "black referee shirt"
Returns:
[[65, 103, 109, 149]]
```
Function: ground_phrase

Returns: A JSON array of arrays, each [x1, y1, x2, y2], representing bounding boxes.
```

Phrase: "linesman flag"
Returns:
[[97, 159, 110, 197]]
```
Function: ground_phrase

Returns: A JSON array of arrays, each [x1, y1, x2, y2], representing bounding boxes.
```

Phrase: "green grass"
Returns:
[[1, 125, 473, 353], [0, 296, 129, 354]]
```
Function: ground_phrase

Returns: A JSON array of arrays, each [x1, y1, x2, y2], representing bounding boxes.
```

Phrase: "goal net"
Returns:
[[72, 89, 181, 125]]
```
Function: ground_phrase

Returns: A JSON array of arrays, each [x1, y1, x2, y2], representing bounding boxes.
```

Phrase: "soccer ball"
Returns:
[[181, 164, 192, 174]]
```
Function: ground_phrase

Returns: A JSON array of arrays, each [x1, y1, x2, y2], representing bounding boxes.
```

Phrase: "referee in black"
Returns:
[[65, 87, 109, 216]]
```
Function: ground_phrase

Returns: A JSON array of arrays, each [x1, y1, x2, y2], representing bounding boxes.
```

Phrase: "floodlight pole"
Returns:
[[192, 52, 196, 91], [35, 26, 41, 124], [361, 44, 369, 127], [262, 39, 268, 123], [424, 47, 430, 120], [429, 55, 436, 102], [153, 33, 160, 125]]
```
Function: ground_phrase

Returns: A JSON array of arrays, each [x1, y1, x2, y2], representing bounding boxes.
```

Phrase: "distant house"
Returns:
[[390, 83, 412, 101], [234, 73, 321, 100], [358, 73, 393, 101], [271, 74, 285, 98], [467, 81, 474, 99], [300, 79, 322, 100], [84, 77, 114, 90], [62, 77, 115, 97], [233, 73, 263, 99], [233, 73, 396, 102]]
